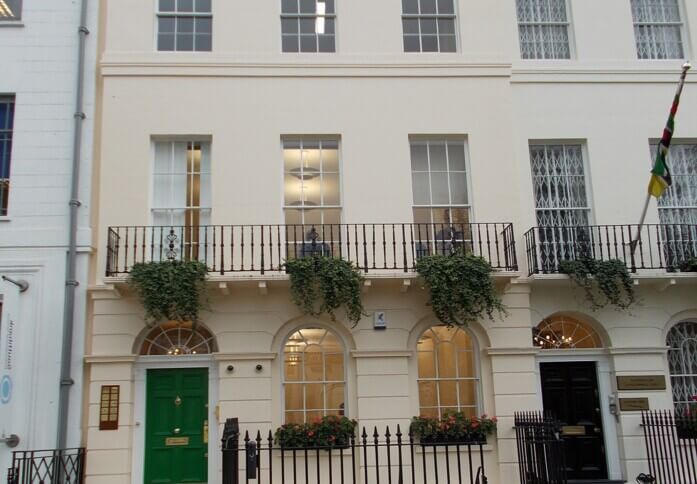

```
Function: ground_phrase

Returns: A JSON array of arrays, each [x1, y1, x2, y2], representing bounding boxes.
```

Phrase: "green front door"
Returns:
[[144, 368, 208, 484]]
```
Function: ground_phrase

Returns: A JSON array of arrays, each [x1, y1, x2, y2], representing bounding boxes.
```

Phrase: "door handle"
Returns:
[[173, 428, 181, 435], [593, 427, 601, 434], [203, 420, 208, 443]]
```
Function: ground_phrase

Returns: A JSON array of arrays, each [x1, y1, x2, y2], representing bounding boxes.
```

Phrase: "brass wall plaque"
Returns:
[[619, 397, 650, 411], [165, 437, 189, 446], [561, 425, 585, 436], [617, 375, 666, 391], [98, 385, 119, 431]]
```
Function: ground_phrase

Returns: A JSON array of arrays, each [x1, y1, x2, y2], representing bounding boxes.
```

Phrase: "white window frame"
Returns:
[[0, 96, 14, 217], [281, 326, 348, 424], [281, 0, 337, 53], [0, 0, 22, 21], [515, 0, 573, 60], [401, 0, 459, 53], [155, 0, 213, 52], [666, 321, 697, 416], [416, 325, 482, 418], [631, 0, 686, 60]]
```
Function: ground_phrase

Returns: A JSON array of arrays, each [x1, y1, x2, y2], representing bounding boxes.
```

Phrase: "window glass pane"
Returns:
[[402, 0, 418, 14], [417, 351, 436, 378], [282, 18, 299, 34], [404, 35, 421, 52], [429, 143, 447, 170], [325, 353, 343, 380], [304, 350, 324, 381], [299, 18, 315, 34], [439, 35, 456, 52], [447, 143, 466, 171], [159, 16, 176, 32], [322, 208, 341, 224], [438, 381, 458, 407], [318, 35, 335, 52], [437, 342, 456, 378], [282, 0, 298, 14], [178, 16, 194, 32], [284, 208, 303, 225], [299, 0, 316, 14], [326, 384, 344, 410], [412, 172, 430, 205], [322, 173, 340, 205], [457, 350, 475, 378], [411, 144, 429, 171], [195, 0, 211, 13], [419, 381, 438, 407], [413, 208, 431, 225], [305, 383, 324, 409], [196, 17, 212, 33], [178, 0, 194, 12], [449, 172, 468, 204], [420, 407, 438, 418], [322, 146, 339, 172], [159, 0, 175, 12], [177, 34, 194, 51], [285, 353, 303, 380], [420, 18, 437, 35], [283, 35, 300, 52], [458, 381, 477, 406], [420, 0, 437, 14], [430, 172, 449, 204], [285, 384, 304, 410], [403, 18, 419, 34], [196, 33, 212, 51], [438, 18, 455, 34], [437, 0, 454, 14], [286, 412, 304, 424], [302, 176, 321, 205]]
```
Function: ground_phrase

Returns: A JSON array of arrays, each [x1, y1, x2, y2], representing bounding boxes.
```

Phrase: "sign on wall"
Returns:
[[99, 385, 120, 430], [617, 375, 666, 391]]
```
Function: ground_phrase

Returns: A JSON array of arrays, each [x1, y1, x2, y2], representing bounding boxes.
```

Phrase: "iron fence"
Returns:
[[106, 222, 518, 276], [221, 418, 488, 484], [524, 224, 697, 275], [7, 448, 85, 484], [514, 412, 566, 484], [641, 410, 697, 484]]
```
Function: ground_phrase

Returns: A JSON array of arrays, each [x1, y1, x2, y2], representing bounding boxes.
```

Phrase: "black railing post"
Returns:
[[222, 418, 240, 484]]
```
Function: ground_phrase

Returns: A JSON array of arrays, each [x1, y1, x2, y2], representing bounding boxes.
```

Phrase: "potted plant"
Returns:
[[410, 412, 497, 445], [274, 415, 358, 449]]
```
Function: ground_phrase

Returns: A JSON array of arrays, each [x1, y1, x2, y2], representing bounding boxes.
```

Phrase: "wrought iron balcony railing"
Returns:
[[106, 223, 518, 276], [524, 224, 697, 276]]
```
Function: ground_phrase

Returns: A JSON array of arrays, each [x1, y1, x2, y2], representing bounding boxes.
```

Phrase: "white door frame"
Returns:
[[131, 355, 219, 484], [535, 351, 622, 481]]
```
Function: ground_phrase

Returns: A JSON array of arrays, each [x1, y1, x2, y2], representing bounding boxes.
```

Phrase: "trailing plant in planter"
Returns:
[[128, 260, 209, 325], [410, 412, 497, 444], [274, 415, 358, 449], [284, 255, 365, 326], [559, 257, 635, 310], [415, 252, 505, 327], [678, 257, 697, 272]]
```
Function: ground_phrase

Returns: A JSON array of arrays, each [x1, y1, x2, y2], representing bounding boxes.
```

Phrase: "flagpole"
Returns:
[[630, 61, 692, 257]]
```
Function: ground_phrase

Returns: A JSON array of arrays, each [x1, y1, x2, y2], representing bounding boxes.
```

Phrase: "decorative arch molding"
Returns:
[[533, 312, 607, 350], [133, 321, 218, 356], [407, 316, 490, 354], [272, 315, 357, 355], [662, 309, 697, 339]]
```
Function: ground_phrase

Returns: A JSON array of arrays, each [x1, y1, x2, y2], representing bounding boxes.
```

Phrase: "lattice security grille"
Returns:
[[516, 0, 570, 59], [667, 321, 697, 416], [631, 0, 684, 59], [656, 144, 697, 264]]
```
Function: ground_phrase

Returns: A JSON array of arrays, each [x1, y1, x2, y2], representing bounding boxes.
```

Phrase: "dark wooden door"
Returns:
[[540, 362, 608, 480]]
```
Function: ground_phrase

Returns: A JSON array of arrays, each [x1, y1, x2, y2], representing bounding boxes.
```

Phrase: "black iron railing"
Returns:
[[221, 418, 488, 484], [640, 410, 697, 484], [7, 448, 85, 484], [514, 412, 567, 484], [524, 224, 697, 275], [106, 223, 518, 276]]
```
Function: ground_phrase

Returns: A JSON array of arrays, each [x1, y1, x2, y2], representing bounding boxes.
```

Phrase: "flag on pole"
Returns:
[[648, 63, 691, 198]]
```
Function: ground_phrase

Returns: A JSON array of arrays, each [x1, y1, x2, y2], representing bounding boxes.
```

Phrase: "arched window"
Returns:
[[667, 321, 697, 416], [533, 315, 602, 349], [283, 327, 346, 424], [139, 321, 217, 355], [417, 326, 479, 418]]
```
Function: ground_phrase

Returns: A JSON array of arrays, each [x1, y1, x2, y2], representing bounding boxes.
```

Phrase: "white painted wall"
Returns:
[[0, 0, 97, 472]]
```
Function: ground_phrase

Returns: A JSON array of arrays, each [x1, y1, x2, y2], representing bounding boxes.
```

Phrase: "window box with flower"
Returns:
[[274, 416, 358, 450], [410, 412, 497, 445]]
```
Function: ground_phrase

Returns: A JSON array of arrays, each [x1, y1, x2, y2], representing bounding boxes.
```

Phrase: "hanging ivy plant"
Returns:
[[416, 252, 506, 327], [284, 255, 365, 326], [127, 260, 209, 325], [559, 257, 635, 310]]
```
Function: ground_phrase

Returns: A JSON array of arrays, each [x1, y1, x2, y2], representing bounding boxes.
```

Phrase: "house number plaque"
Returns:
[[619, 397, 650, 411], [99, 385, 120, 430]]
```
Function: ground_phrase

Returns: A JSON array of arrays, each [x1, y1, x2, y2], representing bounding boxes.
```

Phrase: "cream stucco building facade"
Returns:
[[85, 1, 697, 483]]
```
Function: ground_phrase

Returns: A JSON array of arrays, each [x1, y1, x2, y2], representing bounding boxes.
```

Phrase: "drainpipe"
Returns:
[[57, 0, 90, 450]]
